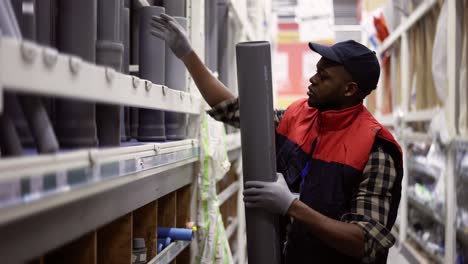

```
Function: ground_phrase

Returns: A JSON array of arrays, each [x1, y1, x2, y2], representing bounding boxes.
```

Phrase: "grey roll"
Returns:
[[121, 7, 130, 74], [0, 114, 23, 157], [120, 7, 130, 142], [18, 96, 59, 153], [35, 0, 55, 46], [95, 0, 124, 146], [165, 16, 187, 140], [11, 0, 59, 153], [163, 0, 185, 16], [205, 0, 218, 72], [55, 0, 98, 148], [236, 41, 281, 264], [138, 6, 166, 141]]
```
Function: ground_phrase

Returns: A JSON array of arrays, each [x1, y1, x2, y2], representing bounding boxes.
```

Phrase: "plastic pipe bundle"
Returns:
[[164, 17, 187, 140], [0, 0, 23, 156], [236, 41, 281, 264], [157, 227, 193, 241], [5, 0, 59, 154], [55, 0, 98, 147], [138, 6, 166, 141]]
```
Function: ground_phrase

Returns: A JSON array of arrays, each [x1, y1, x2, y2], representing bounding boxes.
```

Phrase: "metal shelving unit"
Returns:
[[0, 38, 202, 114], [373, 0, 465, 263]]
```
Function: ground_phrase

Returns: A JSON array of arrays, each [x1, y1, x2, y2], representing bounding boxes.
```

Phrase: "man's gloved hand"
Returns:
[[150, 13, 192, 59], [243, 173, 297, 215]]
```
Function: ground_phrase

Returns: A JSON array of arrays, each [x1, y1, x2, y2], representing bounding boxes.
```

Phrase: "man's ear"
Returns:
[[344, 82, 359, 97]]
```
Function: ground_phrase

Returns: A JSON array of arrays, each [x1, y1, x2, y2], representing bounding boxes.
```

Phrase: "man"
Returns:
[[151, 14, 403, 264]]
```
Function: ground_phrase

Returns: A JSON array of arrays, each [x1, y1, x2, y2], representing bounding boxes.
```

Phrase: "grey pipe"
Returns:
[[236, 41, 281, 264], [164, 17, 187, 140], [18, 96, 59, 153], [205, 0, 218, 72], [55, 0, 98, 148], [95, 0, 124, 146], [120, 6, 130, 142], [138, 6, 166, 141], [163, 0, 185, 16], [0, 114, 23, 157], [35, 0, 55, 47], [0, 0, 21, 37], [8, 0, 60, 153]]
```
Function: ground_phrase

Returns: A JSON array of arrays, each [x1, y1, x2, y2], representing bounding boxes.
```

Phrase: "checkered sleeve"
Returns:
[[206, 97, 286, 128], [341, 146, 397, 263]]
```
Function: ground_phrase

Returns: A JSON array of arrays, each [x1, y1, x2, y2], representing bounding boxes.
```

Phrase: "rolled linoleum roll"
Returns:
[[157, 227, 193, 241]]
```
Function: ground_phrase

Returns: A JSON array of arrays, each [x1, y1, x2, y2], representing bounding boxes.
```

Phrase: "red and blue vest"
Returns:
[[275, 99, 403, 263]]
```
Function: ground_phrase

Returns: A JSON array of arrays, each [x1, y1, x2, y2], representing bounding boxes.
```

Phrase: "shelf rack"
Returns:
[[372, 0, 466, 262]]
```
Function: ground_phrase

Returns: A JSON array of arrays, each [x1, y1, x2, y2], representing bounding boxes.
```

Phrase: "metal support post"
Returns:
[[398, 30, 410, 244], [236, 41, 281, 264]]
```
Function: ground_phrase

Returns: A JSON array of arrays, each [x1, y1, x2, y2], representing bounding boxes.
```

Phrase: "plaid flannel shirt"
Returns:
[[207, 97, 397, 263]]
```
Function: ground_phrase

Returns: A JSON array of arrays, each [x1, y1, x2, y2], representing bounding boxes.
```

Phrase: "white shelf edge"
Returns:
[[148, 240, 191, 264], [404, 107, 440, 122], [218, 181, 240, 206], [0, 139, 199, 182], [0, 160, 196, 263], [226, 218, 239, 239], [0, 38, 202, 114], [402, 131, 432, 142], [406, 229, 444, 263], [376, 113, 394, 126], [378, 0, 438, 54]]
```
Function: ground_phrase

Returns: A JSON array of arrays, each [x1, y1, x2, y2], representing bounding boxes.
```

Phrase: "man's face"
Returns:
[[307, 58, 354, 110]]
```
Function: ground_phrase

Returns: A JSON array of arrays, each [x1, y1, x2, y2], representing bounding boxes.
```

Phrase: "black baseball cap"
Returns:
[[308, 40, 380, 95]]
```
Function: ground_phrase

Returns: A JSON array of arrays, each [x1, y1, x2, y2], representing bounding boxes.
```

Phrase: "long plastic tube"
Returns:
[[205, 0, 218, 72], [138, 6, 166, 141], [55, 0, 98, 148], [120, 7, 130, 142], [157, 227, 193, 241], [95, 0, 124, 146], [164, 17, 187, 140], [236, 41, 281, 264]]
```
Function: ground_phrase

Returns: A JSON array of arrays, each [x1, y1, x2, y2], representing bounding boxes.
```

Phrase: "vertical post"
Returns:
[[236, 41, 280, 264], [398, 31, 410, 244], [445, 0, 459, 262]]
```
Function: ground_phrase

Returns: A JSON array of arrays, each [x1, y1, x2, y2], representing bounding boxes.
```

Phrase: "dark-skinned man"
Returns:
[[150, 14, 403, 264]]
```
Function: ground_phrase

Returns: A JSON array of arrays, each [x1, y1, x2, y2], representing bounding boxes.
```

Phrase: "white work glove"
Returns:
[[150, 13, 193, 59], [243, 173, 297, 215]]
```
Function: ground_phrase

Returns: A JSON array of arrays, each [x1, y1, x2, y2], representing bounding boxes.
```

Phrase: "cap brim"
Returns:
[[308, 42, 341, 63]]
